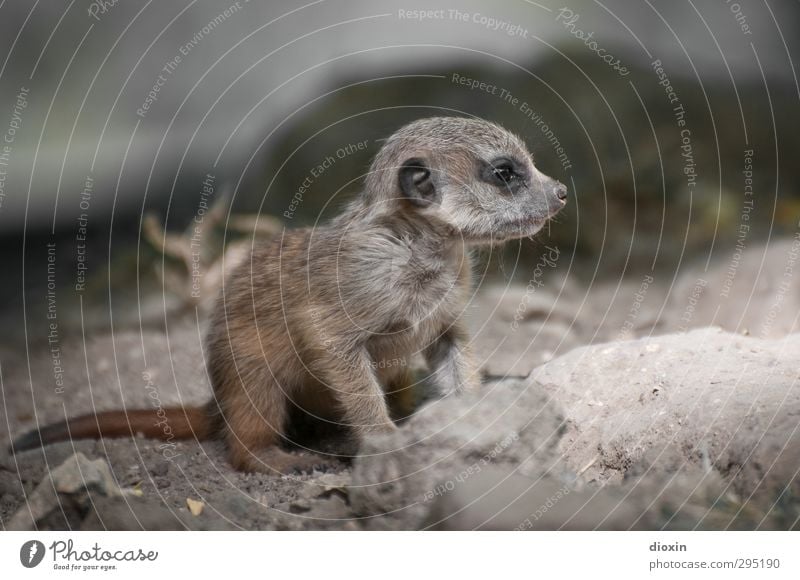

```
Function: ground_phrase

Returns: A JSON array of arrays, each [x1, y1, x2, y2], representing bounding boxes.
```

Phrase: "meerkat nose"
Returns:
[[555, 182, 568, 201]]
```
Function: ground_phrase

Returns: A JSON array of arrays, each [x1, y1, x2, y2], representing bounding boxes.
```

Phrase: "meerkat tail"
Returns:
[[8, 403, 215, 454]]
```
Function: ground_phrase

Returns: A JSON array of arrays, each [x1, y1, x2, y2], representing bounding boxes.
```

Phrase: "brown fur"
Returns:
[[11, 117, 566, 474]]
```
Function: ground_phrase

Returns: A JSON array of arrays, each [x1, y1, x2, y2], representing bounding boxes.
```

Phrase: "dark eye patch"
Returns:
[[480, 156, 528, 192], [492, 161, 516, 183]]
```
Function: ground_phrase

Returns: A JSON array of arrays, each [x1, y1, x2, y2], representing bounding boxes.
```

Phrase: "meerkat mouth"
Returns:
[[497, 200, 565, 241], [501, 214, 550, 238], [464, 218, 547, 244]]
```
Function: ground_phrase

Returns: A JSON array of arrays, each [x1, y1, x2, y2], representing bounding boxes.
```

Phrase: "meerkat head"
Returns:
[[363, 116, 567, 244]]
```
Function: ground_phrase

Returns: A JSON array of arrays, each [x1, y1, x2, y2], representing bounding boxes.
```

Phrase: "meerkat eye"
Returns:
[[492, 162, 516, 183], [481, 157, 526, 190]]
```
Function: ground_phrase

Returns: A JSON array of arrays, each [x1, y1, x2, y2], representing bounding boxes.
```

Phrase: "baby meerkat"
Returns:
[[11, 117, 567, 474]]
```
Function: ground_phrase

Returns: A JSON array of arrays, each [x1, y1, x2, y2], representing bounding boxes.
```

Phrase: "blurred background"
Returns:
[[1, 0, 800, 533], [0, 0, 798, 345]]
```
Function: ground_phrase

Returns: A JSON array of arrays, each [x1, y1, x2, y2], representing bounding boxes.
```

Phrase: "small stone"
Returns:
[[224, 496, 253, 520], [186, 498, 204, 516], [150, 462, 169, 477], [7, 453, 123, 530], [289, 499, 312, 513]]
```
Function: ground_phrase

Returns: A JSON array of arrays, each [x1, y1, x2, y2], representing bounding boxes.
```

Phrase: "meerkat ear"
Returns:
[[398, 157, 438, 206]]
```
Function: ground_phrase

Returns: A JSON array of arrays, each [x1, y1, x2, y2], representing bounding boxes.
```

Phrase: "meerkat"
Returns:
[[11, 117, 567, 474]]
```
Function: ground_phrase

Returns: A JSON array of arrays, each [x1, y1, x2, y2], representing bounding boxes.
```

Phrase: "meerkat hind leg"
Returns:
[[223, 382, 334, 475], [227, 423, 335, 475], [231, 443, 332, 475]]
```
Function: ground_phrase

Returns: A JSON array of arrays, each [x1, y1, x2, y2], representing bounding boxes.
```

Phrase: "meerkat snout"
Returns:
[[554, 181, 568, 201], [535, 172, 568, 222]]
